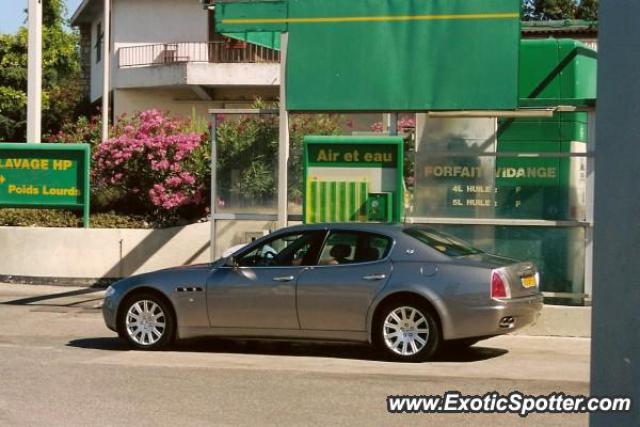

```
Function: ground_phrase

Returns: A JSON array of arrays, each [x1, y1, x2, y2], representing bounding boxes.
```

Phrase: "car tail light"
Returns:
[[491, 270, 511, 300]]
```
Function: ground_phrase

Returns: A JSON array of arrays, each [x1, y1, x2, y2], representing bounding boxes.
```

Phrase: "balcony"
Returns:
[[114, 41, 281, 90], [118, 41, 280, 68]]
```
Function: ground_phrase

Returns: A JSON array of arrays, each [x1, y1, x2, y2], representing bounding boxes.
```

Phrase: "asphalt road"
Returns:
[[0, 283, 590, 426]]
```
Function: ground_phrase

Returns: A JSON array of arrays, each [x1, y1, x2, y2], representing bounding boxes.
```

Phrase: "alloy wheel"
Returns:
[[125, 300, 166, 346], [382, 306, 430, 356]]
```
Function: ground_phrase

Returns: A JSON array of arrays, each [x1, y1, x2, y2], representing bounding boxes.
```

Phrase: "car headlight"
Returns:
[[104, 285, 116, 298]]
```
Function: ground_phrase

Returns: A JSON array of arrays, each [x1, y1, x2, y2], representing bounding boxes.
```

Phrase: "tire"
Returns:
[[374, 299, 441, 362], [118, 292, 176, 350]]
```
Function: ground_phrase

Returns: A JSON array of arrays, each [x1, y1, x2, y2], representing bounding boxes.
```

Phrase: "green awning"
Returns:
[[221, 31, 281, 50], [216, 0, 521, 112]]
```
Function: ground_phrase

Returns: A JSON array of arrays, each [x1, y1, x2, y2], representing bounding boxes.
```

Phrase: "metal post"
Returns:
[[83, 146, 91, 228], [101, 0, 111, 142], [590, 1, 640, 424], [388, 113, 398, 136], [584, 110, 596, 302], [277, 33, 290, 229], [27, 0, 42, 143], [210, 114, 218, 262]]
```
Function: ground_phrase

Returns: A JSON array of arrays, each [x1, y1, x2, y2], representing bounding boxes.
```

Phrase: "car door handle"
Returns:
[[273, 276, 295, 282], [362, 274, 387, 281]]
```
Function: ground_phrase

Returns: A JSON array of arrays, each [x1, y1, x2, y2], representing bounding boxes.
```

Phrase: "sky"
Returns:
[[0, 0, 84, 34]]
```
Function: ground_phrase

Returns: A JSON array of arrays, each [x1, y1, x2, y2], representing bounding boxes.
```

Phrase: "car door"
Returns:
[[296, 230, 393, 332], [206, 230, 326, 330]]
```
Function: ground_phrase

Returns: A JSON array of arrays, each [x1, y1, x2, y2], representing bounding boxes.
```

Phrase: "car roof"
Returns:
[[229, 222, 457, 263], [276, 222, 410, 236]]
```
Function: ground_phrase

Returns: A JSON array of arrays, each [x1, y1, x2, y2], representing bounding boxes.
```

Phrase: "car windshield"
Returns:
[[404, 227, 483, 257]]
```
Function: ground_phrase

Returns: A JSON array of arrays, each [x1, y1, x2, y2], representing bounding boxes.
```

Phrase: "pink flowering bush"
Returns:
[[93, 110, 209, 221], [370, 115, 416, 133]]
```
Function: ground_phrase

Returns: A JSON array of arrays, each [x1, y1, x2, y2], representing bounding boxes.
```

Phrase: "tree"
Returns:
[[534, 0, 577, 20], [577, 0, 599, 21], [523, 0, 598, 21], [0, 0, 84, 142], [522, 0, 537, 20], [215, 101, 341, 209]]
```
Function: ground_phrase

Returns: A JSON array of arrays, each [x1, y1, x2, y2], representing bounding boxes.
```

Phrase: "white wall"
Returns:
[[112, 0, 208, 46], [88, 0, 210, 102], [0, 220, 276, 279], [114, 87, 212, 119], [89, 8, 105, 102], [187, 63, 280, 86], [113, 87, 278, 119], [114, 63, 280, 89]]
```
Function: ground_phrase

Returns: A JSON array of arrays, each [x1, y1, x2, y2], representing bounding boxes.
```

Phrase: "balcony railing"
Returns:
[[118, 41, 280, 68]]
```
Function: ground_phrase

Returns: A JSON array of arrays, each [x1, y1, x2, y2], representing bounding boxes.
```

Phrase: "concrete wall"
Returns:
[[517, 306, 591, 338], [186, 63, 280, 86], [78, 23, 92, 101], [112, 0, 207, 47], [0, 220, 277, 280], [89, 7, 105, 102], [113, 87, 214, 120], [590, 2, 640, 425], [113, 86, 279, 119]]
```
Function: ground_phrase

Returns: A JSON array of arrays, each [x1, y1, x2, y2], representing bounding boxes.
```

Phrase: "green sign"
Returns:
[[304, 136, 404, 224], [216, 0, 520, 111], [0, 143, 91, 227]]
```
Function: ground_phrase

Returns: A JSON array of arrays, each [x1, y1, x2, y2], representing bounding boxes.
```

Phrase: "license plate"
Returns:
[[521, 275, 537, 288]]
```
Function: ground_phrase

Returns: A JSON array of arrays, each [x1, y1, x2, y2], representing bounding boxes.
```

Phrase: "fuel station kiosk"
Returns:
[[210, 0, 597, 304], [303, 136, 403, 224]]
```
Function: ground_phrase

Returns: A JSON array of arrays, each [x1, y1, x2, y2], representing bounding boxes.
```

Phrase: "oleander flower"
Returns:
[[93, 110, 209, 214]]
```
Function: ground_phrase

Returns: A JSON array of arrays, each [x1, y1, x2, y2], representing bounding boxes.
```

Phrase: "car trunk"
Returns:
[[500, 261, 540, 298], [457, 253, 540, 298]]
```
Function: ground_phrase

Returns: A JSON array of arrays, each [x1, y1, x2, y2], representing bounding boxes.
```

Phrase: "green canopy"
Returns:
[[217, 0, 521, 111], [222, 31, 281, 50]]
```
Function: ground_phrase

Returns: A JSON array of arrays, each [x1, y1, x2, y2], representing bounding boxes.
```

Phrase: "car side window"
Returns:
[[236, 232, 323, 267], [318, 231, 392, 265]]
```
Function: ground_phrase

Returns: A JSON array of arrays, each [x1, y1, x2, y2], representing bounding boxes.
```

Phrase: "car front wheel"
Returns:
[[119, 293, 175, 350], [375, 302, 440, 362]]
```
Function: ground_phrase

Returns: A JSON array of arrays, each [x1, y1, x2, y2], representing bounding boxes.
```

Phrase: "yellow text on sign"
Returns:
[[0, 158, 74, 171], [315, 149, 393, 163], [7, 185, 81, 197]]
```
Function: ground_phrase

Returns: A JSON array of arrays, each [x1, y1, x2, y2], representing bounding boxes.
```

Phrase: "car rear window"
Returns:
[[404, 227, 482, 257]]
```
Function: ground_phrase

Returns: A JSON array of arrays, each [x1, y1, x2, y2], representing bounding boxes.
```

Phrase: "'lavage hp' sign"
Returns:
[[0, 143, 91, 227]]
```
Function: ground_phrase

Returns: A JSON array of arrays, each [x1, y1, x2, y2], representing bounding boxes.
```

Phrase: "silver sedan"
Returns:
[[102, 223, 543, 362]]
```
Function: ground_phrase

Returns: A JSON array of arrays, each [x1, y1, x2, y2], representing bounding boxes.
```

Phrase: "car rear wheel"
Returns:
[[118, 293, 175, 350], [375, 301, 440, 362]]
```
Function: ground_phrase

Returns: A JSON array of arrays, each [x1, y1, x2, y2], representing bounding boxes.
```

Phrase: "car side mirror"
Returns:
[[225, 256, 239, 270]]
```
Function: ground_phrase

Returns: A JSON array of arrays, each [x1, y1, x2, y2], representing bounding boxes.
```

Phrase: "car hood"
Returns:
[[159, 263, 212, 272], [112, 263, 213, 289]]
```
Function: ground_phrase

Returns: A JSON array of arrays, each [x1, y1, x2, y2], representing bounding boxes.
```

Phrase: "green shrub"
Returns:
[[215, 106, 342, 208], [0, 208, 154, 229]]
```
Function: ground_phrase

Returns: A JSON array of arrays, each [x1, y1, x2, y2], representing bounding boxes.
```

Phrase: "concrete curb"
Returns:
[[0, 275, 115, 288], [516, 305, 591, 338]]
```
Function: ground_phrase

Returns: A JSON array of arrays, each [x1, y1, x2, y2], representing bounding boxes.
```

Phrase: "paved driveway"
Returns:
[[0, 283, 590, 426]]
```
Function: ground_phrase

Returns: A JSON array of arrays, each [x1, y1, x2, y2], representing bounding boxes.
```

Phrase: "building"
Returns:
[[71, 1, 598, 123], [70, 0, 281, 120], [522, 19, 598, 50], [72, 1, 598, 306]]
